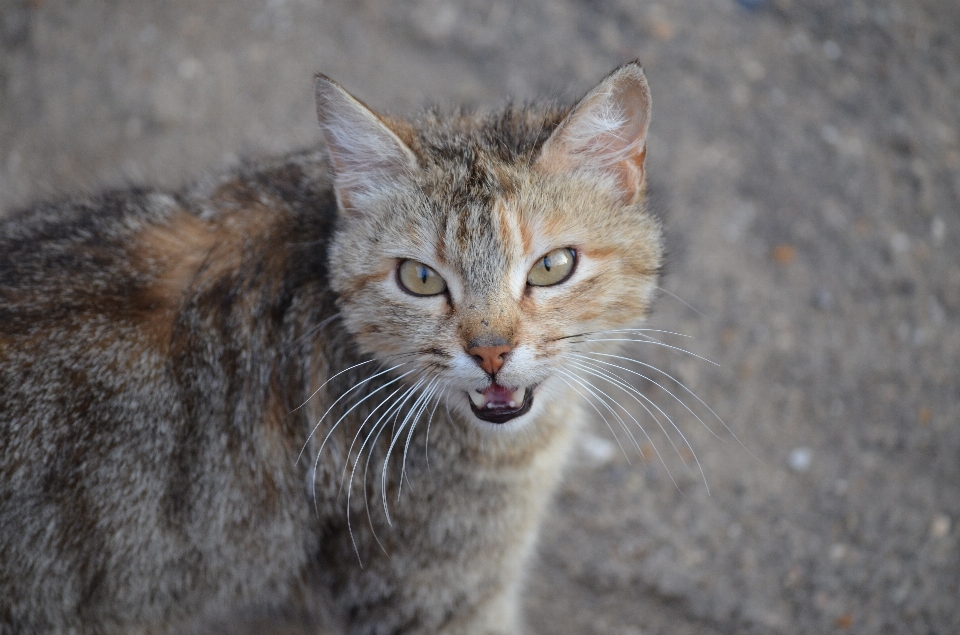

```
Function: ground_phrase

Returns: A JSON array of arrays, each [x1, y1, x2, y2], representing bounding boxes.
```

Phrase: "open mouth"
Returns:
[[467, 383, 536, 424]]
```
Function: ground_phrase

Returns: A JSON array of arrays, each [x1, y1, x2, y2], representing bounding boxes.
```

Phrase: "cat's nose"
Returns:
[[467, 344, 512, 376]]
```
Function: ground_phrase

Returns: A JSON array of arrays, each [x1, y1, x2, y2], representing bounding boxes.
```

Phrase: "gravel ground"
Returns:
[[2, 1, 958, 633]]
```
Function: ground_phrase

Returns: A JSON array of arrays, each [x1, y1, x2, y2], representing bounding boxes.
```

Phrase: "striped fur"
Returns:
[[0, 64, 661, 634]]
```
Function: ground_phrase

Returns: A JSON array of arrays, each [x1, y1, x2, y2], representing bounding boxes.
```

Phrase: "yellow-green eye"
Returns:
[[527, 248, 576, 287], [397, 259, 447, 296]]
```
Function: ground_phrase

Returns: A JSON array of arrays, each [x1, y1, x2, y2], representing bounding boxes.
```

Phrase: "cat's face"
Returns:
[[318, 65, 661, 429]]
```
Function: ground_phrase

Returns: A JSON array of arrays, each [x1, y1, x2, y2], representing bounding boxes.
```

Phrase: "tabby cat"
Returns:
[[0, 63, 662, 634]]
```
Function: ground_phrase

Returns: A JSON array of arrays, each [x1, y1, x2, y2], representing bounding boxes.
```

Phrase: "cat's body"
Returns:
[[0, 65, 661, 634]]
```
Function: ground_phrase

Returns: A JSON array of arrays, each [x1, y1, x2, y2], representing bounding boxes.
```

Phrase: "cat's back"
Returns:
[[0, 149, 338, 632], [0, 148, 335, 361], [0, 146, 338, 473]]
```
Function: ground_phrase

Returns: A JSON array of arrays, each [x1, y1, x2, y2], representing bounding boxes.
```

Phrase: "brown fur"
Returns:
[[0, 64, 661, 634]]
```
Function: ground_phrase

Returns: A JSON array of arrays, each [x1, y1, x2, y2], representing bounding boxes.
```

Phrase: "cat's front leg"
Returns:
[[330, 406, 576, 635]]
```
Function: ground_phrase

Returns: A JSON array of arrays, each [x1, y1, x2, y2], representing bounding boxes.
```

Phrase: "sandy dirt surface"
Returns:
[[2, 0, 958, 633]]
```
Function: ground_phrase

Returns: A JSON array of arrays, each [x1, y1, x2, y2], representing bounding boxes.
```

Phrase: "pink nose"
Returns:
[[467, 344, 512, 376]]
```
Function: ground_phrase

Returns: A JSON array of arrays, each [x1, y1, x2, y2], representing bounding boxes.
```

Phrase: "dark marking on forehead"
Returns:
[[406, 103, 572, 297], [415, 104, 568, 163]]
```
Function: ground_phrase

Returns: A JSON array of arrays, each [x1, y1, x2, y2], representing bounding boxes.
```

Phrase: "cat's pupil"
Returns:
[[419, 266, 428, 284], [543, 256, 552, 272]]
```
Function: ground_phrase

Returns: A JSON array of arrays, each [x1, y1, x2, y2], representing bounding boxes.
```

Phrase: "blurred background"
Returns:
[[2, 0, 958, 633]]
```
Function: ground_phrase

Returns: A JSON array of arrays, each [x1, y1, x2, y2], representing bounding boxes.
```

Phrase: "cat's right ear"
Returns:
[[536, 63, 651, 205], [315, 76, 419, 214]]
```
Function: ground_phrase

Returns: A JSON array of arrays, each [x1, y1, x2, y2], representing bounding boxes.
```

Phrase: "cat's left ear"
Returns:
[[536, 63, 651, 205], [315, 75, 419, 214]]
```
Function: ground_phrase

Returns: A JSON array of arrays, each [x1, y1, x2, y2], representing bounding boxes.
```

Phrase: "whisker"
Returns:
[[568, 337, 719, 366], [554, 369, 635, 464], [654, 285, 707, 318], [292, 358, 376, 415], [344, 375, 428, 562], [383, 375, 440, 513], [298, 358, 417, 465], [300, 362, 412, 467], [564, 360, 675, 452], [550, 327, 693, 343], [565, 358, 706, 493], [361, 377, 429, 529], [398, 377, 446, 498], [577, 351, 756, 460], [443, 392, 454, 423], [424, 381, 449, 474], [341, 374, 427, 496], [308, 367, 421, 516], [585, 328, 694, 341], [569, 352, 721, 440], [294, 312, 341, 346], [558, 366, 684, 492], [294, 350, 421, 417]]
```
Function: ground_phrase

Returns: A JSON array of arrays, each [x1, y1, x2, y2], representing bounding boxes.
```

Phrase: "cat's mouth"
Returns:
[[467, 383, 535, 424]]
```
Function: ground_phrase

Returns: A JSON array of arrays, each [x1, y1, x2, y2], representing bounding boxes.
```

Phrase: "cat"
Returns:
[[0, 62, 662, 634]]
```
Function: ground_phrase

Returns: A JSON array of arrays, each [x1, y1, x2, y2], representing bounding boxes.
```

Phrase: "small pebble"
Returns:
[[931, 217, 946, 245], [931, 514, 951, 538], [813, 288, 834, 311], [829, 543, 847, 561], [788, 447, 812, 472], [823, 40, 841, 61], [177, 58, 203, 80], [771, 244, 796, 264], [890, 231, 910, 254], [580, 434, 616, 464]]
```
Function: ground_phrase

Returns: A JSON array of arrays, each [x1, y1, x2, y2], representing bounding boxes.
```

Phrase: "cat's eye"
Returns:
[[527, 248, 576, 287], [397, 259, 447, 296]]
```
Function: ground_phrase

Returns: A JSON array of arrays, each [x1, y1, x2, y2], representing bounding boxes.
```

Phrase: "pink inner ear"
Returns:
[[612, 80, 650, 152], [315, 77, 418, 213], [537, 66, 651, 205]]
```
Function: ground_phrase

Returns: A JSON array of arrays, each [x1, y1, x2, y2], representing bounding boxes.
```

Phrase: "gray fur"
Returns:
[[0, 64, 661, 634]]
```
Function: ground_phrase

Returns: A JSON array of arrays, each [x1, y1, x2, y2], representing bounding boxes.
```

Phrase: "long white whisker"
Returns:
[[565, 358, 705, 493], [558, 367, 648, 460], [654, 285, 707, 318], [362, 377, 428, 528], [311, 367, 419, 474], [383, 376, 439, 513], [576, 328, 694, 339], [443, 392, 454, 423], [424, 381, 449, 474], [558, 366, 683, 492], [578, 351, 756, 460], [338, 370, 431, 503], [397, 377, 444, 499], [291, 359, 377, 414], [555, 327, 694, 343], [344, 375, 427, 494], [309, 366, 419, 514], [298, 362, 411, 465], [568, 337, 719, 366], [345, 375, 428, 562], [555, 369, 633, 464], [295, 311, 341, 346], [569, 352, 720, 439]]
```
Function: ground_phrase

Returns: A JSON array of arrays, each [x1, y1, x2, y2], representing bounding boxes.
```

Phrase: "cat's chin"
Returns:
[[467, 383, 536, 424]]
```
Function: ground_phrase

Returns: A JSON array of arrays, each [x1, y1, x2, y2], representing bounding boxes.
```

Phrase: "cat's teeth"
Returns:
[[468, 389, 488, 408], [510, 387, 526, 407]]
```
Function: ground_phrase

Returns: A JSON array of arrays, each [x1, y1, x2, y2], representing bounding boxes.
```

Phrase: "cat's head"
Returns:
[[316, 64, 662, 430]]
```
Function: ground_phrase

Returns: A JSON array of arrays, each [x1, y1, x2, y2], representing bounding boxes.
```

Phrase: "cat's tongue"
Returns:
[[469, 383, 527, 410]]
